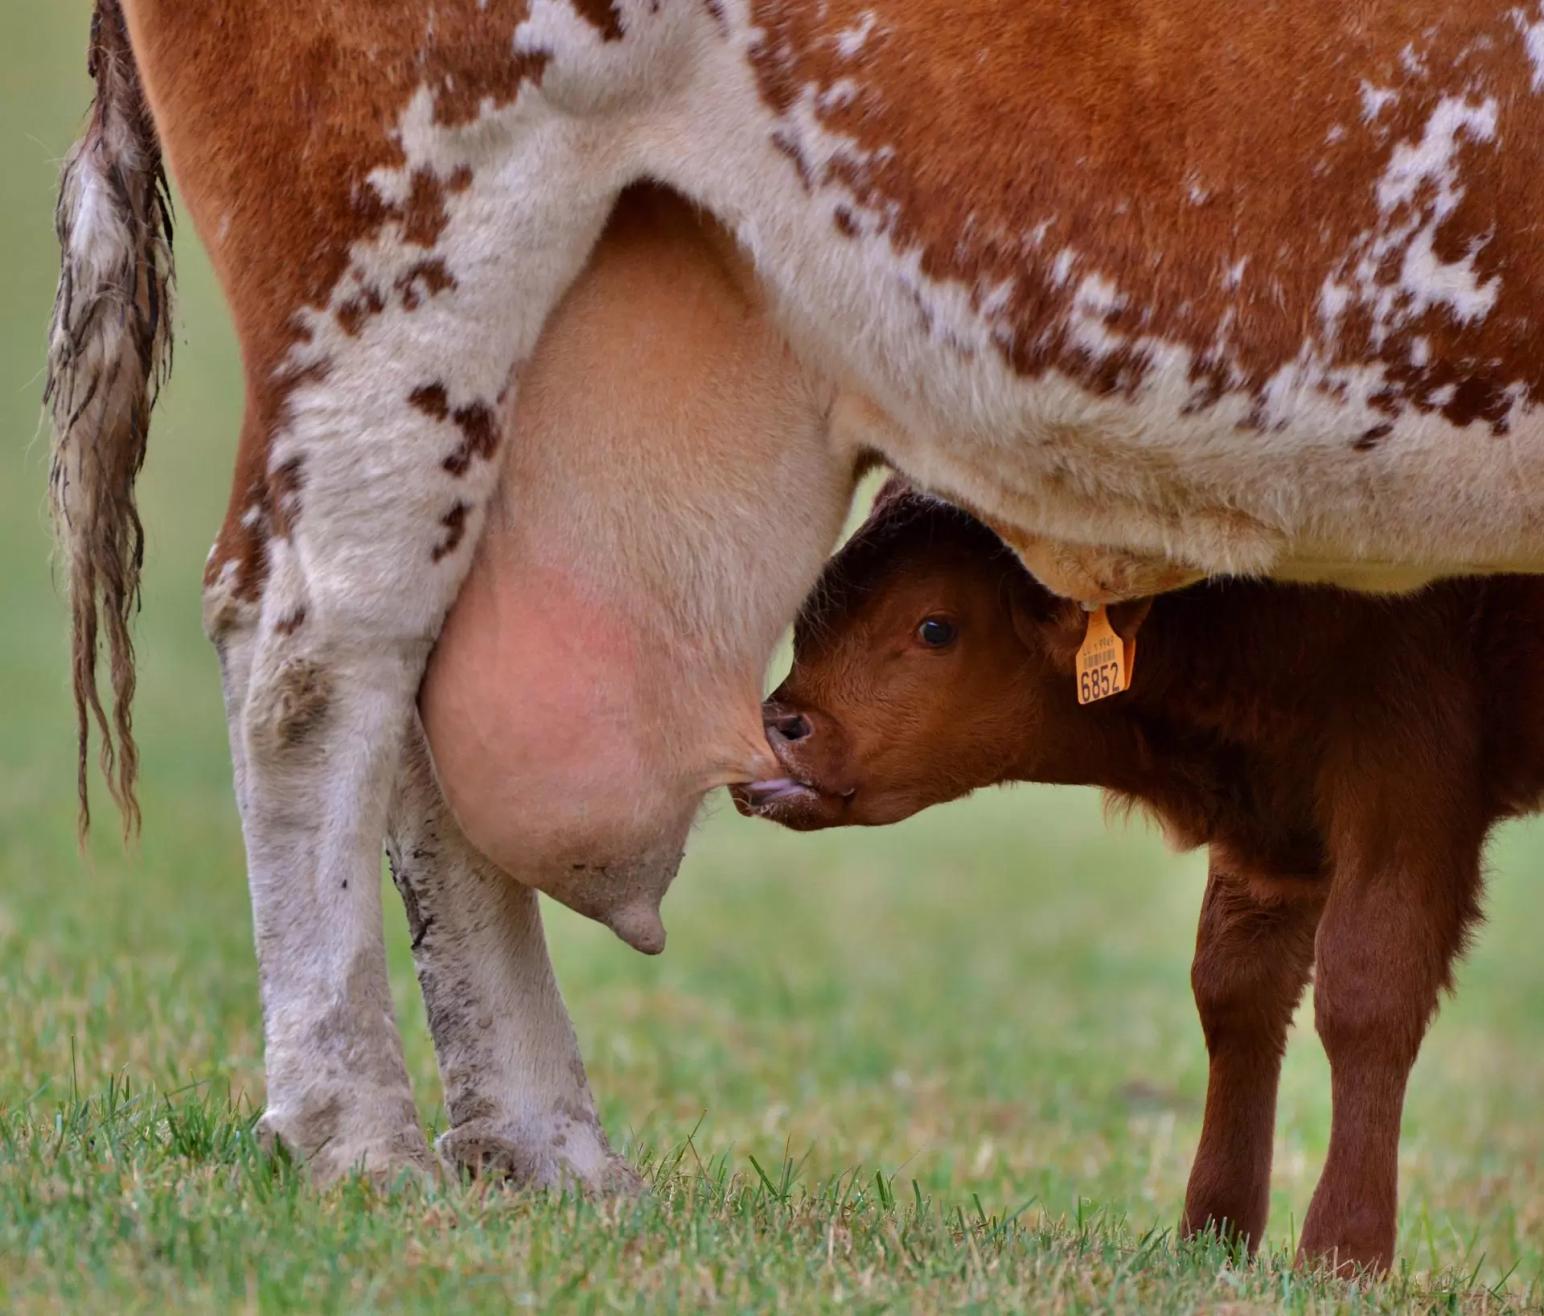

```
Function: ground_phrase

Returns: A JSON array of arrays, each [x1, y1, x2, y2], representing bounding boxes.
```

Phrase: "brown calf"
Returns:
[[736, 480, 1544, 1274]]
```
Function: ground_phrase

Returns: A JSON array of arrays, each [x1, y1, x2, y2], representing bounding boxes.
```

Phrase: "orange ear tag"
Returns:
[[1075, 605, 1136, 705]]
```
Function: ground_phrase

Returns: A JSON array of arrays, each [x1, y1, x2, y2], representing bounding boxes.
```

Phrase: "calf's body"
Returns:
[[741, 484, 1544, 1272]]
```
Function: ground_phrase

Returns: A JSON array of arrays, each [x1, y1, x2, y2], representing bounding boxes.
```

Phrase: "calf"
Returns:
[[736, 480, 1544, 1274]]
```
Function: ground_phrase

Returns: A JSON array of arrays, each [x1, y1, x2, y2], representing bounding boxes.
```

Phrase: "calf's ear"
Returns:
[[1007, 576, 1153, 665], [1006, 570, 1075, 654], [1109, 597, 1153, 640]]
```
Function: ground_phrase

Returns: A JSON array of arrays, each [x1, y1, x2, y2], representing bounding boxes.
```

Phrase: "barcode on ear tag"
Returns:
[[1075, 605, 1135, 705]]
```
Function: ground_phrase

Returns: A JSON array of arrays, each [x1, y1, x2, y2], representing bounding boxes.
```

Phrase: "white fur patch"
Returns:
[[1362, 96, 1500, 335], [832, 11, 878, 59], [268, 89, 619, 635], [1511, 5, 1544, 90], [1359, 81, 1398, 121]]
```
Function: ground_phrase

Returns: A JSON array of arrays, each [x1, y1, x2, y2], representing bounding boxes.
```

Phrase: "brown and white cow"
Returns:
[[45, 0, 1544, 1214]]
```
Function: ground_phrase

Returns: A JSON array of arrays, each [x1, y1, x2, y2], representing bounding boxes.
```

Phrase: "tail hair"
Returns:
[[45, 0, 174, 841]]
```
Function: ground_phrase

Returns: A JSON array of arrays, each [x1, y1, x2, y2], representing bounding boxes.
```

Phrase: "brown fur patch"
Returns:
[[399, 166, 472, 246], [408, 382, 451, 422], [571, 0, 625, 42], [251, 656, 333, 751], [409, 383, 502, 476], [335, 284, 386, 337], [268, 457, 305, 539], [441, 402, 501, 476], [432, 501, 472, 562], [395, 258, 456, 310]]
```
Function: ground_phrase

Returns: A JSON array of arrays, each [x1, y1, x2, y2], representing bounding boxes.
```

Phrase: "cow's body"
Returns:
[[47, 0, 1544, 1241], [167, 0, 1544, 604]]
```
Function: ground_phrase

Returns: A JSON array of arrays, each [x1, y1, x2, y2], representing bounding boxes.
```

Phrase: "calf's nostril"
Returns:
[[770, 712, 812, 742]]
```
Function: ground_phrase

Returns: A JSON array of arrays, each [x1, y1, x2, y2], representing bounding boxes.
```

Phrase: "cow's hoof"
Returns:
[[437, 1117, 641, 1195], [256, 1106, 434, 1188]]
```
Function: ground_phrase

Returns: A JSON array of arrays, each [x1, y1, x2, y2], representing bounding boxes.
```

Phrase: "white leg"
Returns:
[[207, 567, 431, 1181], [203, 131, 618, 1179], [236, 632, 433, 1179], [387, 725, 636, 1191]]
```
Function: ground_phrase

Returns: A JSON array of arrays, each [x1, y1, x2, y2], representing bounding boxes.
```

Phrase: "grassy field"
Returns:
[[2, 7, 1542, 1312]]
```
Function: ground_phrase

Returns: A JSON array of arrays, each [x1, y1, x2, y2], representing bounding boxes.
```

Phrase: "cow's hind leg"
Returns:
[[227, 403, 536, 1181], [387, 726, 636, 1192], [206, 178, 616, 1182], [204, 515, 430, 1180], [1181, 849, 1325, 1253], [206, 419, 433, 1181]]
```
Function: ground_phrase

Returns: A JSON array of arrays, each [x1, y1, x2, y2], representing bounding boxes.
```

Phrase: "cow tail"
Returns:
[[45, 0, 174, 842]]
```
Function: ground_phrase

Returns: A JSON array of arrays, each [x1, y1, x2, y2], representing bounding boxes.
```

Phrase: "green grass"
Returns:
[[1, 6, 1541, 1312]]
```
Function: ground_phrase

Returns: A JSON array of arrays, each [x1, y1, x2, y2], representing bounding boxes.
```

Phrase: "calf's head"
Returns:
[[735, 481, 1144, 829]]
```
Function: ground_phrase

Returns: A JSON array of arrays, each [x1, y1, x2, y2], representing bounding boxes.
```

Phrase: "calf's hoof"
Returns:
[[1178, 1211, 1260, 1258], [437, 1117, 641, 1195], [1296, 1212, 1395, 1278], [256, 1103, 433, 1188], [1295, 1237, 1395, 1279]]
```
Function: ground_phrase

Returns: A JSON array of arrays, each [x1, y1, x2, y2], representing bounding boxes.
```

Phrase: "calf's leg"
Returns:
[[386, 726, 636, 1191], [1299, 776, 1485, 1272], [1181, 850, 1324, 1252]]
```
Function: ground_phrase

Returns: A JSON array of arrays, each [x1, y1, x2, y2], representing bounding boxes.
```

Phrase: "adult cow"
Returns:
[[46, 0, 1544, 1265]]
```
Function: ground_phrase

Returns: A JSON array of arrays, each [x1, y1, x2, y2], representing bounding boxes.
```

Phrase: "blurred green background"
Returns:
[[1, 5, 1541, 1309]]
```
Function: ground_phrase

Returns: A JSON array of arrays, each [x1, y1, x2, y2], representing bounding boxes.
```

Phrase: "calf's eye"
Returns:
[[917, 617, 957, 648]]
